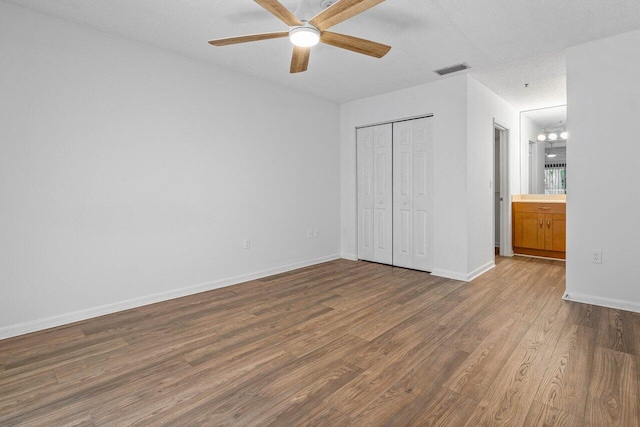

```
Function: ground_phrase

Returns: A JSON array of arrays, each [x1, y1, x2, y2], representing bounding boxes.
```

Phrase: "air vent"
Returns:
[[434, 63, 470, 76]]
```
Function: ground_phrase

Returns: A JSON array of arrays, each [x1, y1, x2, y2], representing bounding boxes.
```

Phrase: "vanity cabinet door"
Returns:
[[514, 212, 545, 249], [543, 213, 566, 251]]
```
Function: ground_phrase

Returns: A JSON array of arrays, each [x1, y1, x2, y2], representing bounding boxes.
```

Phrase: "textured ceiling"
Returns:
[[523, 106, 567, 132], [4, 0, 640, 108]]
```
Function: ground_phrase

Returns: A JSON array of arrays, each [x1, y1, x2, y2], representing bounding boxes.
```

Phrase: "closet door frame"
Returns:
[[355, 114, 433, 271]]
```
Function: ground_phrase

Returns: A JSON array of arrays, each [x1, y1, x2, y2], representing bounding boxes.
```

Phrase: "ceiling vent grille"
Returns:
[[434, 63, 470, 76]]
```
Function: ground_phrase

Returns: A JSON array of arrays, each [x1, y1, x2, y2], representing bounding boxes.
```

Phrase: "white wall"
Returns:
[[340, 75, 518, 281], [466, 77, 519, 269], [0, 2, 341, 338], [565, 29, 640, 313]]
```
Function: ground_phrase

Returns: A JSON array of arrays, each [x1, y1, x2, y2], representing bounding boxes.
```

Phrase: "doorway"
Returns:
[[494, 123, 510, 257]]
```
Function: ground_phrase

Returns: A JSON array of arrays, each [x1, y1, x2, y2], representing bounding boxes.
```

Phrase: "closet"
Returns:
[[357, 116, 433, 272]]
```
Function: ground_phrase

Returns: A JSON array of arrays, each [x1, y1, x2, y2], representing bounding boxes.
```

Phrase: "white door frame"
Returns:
[[494, 121, 513, 257]]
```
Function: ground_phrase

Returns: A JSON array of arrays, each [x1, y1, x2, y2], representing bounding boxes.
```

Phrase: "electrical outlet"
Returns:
[[591, 250, 602, 264], [314, 228, 319, 238], [243, 239, 251, 249], [307, 229, 313, 239]]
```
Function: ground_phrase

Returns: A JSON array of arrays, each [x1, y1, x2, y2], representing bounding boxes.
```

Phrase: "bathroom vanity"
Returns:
[[512, 195, 566, 259]]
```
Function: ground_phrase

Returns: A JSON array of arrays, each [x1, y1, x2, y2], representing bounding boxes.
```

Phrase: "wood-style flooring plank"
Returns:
[[444, 318, 532, 401], [523, 401, 583, 427], [402, 387, 479, 427], [534, 324, 595, 416], [1, 257, 639, 426], [350, 347, 469, 425], [566, 301, 604, 329], [463, 338, 556, 426], [585, 347, 639, 427], [596, 309, 638, 356], [524, 293, 571, 347]]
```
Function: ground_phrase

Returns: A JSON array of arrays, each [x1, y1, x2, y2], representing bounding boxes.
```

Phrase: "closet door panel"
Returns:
[[357, 126, 374, 262], [358, 124, 392, 264], [393, 117, 432, 271], [393, 121, 414, 269], [412, 117, 432, 271], [373, 124, 393, 264]]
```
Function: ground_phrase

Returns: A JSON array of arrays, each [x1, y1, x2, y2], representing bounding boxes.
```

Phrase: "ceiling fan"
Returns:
[[208, 0, 391, 73]]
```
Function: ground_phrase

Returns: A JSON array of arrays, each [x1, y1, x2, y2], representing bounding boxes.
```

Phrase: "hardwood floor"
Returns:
[[1, 256, 639, 426]]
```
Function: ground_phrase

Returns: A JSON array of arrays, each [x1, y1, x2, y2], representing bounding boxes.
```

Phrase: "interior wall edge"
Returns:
[[431, 259, 495, 282], [466, 260, 497, 282], [430, 269, 470, 282], [0, 253, 341, 341], [562, 292, 640, 314]]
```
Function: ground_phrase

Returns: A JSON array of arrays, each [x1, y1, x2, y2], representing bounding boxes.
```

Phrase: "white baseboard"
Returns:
[[562, 291, 640, 314], [430, 269, 469, 282], [431, 260, 495, 282], [466, 261, 496, 281], [0, 254, 341, 340], [341, 253, 358, 261]]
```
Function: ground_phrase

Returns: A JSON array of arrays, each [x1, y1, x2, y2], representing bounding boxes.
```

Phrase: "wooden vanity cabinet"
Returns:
[[513, 202, 566, 259]]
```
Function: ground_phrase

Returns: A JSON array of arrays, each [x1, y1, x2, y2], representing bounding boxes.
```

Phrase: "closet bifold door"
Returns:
[[357, 124, 392, 264], [393, 117, 433, 271]]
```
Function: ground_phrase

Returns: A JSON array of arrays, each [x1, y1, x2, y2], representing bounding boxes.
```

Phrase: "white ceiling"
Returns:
[[523, 105, 567, 131], [4, 0, 640, 108]]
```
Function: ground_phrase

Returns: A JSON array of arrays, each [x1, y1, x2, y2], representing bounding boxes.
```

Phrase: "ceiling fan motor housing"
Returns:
[[320, 0, 339, 8], [289, 23, 321, 47]]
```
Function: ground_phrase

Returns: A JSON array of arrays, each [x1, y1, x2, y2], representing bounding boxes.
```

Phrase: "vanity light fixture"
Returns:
[[538, 131, 568, 142]]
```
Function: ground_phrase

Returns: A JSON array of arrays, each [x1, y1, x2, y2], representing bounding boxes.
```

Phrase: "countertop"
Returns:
[[512, 195, 566, 204]]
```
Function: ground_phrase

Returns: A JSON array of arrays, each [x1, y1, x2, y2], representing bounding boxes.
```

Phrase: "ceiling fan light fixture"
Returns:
[[548, 133, 558, 141], [560, 131, 568, 139], [289, 25, 320, 47], [537, 134, 547, 141]]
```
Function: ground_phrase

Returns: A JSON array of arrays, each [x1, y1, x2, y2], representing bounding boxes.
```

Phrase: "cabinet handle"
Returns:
[[547, 218, 551, 228], [538, 207, 551, 210], [539, 218, 543, 227]]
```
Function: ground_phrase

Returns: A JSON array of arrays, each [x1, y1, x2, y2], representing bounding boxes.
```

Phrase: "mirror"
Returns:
[[520, 105, 567, 195]]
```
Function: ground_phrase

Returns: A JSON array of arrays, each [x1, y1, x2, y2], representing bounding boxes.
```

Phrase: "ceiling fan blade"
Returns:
[[321, 31, 390, 58], [254, 0, 302, 27], [290, 46, 310, 73], [208, 31, 289, 46], [310, 0, 386, 31]]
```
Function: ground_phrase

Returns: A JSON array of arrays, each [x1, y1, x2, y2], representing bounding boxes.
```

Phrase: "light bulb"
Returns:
[[560, 131, 568, 139], [289, 26, 320, 47], [537, 134, 547, 141], [548, 133, 558, 141], [546, 153, 557, 158]]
